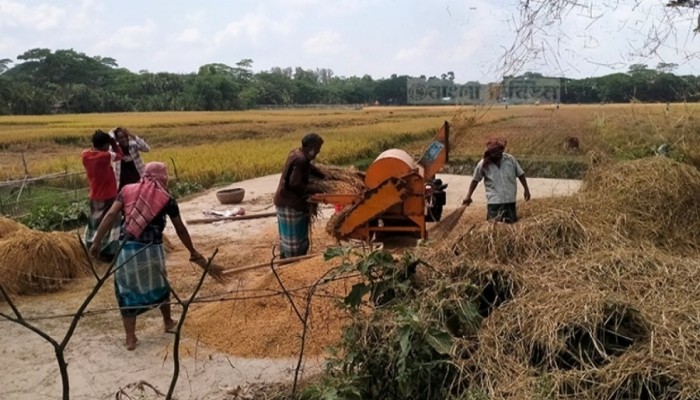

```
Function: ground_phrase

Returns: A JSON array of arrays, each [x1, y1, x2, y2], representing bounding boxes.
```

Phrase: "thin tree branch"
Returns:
[[291, 268, 336, 394], [76, 232, 99, 281], [0, 284, 24, 319], [165, 248, 219, 400], [269, 246, 304, 322], [0, 307, 60, 346], [0, 238, 129, 400]]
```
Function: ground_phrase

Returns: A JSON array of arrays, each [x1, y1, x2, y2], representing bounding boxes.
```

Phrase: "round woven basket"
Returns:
[[216, 188, 245, 204]]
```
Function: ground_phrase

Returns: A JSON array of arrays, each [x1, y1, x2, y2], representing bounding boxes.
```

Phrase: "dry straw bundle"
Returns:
[[456, 251, 700, 399], [0, 216, 28, 239], [580, 157, 700, 252], [406, 157, 700, 399], [307, 164, 366, 228], [0, 229, 91, 295], [440, 157, 700, 264], [448, 206, 592, 264], [308, 164, 366, 196]]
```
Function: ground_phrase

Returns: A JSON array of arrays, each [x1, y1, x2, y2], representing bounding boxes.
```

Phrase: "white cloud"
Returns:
[[274, 0, 322, 8], [0, 1, 66, 31], [0, 36, 17, 53], [303, 31, 343, 54], [96, 20, 157, 50], [317, 0, 373, 17], [214, 13, 293, 45], [394, 30, 439, 61], [185, 10, 207, 24], [65, 0, 102, 32], [177, 28, 202, 44]]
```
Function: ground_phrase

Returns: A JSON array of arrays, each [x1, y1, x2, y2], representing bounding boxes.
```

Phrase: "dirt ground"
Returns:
[[0, 172, 580, 399]]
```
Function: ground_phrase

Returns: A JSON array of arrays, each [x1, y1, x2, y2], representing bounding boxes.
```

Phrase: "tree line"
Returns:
[[0, 48, 699, 115]]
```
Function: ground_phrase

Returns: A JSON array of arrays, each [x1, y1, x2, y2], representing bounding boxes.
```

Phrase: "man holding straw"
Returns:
[[463, 138, 531, 223], [274, 133, 325, 258]]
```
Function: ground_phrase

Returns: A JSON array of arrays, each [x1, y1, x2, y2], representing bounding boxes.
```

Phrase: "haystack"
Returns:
[[0, 217, 28, 240], [580, 157, 700, 251], [0, 230, 92, 296], [448, 205, 592, 264], [428, 158, 700, 398], [458, 250, 700, 399]]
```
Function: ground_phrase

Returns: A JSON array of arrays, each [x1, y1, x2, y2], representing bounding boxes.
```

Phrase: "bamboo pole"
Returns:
[[186, 211, 277, 225]]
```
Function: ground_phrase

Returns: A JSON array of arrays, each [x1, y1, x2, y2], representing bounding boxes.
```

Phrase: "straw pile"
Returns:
[[454, 248, 700, 399], [429, 157, 700, 399], [444, 157, 700, 264], [0, 217, 28, 239], [307, 164, 366, 227], [308, 164, 366, 196], [580, 157, 700, 252], [324, 157, 700, 399], [186, 255, 355, 358], [0, 229, 92, 296]]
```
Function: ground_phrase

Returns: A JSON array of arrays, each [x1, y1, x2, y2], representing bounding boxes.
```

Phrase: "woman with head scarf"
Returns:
[[462, 138, 531, 223], [89, 162, 204, 350]]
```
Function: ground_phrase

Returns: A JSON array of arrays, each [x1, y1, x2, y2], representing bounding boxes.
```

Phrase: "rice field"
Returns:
[[1, 103, 699, 186]]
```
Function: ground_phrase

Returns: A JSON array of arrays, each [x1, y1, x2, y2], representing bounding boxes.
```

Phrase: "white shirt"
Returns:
[[472, 153, 524, 204]]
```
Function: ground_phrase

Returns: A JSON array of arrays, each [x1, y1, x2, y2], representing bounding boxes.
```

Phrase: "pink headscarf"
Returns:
[[120, 162, 171, 238]]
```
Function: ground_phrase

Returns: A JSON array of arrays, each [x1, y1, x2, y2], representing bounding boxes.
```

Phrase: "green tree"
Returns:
[[256, 70, 294, 105], [374, 74, 408, 105], [0, 59, 13, 74]]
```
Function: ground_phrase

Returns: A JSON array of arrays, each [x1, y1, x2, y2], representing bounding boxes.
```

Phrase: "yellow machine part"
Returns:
[[334, 177, 408, 239], [364, 149, 424, 190]]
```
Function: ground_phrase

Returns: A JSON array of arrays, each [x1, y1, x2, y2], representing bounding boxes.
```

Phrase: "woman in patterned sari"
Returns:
[[89, 162, 204, 350]]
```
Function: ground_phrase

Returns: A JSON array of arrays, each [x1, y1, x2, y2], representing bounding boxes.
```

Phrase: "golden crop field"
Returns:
[[414, 102, 699, 159], [0, 104, 698, 185], [0, 107, 456, 183]]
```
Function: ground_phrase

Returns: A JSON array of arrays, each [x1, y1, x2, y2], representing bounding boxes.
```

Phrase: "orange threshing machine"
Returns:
[[311, 121, 450, 241]]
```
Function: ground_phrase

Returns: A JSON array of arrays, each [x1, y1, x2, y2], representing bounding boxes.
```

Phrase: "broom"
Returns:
[[428, 205, 468, 240], [190, 254, 228, 284]]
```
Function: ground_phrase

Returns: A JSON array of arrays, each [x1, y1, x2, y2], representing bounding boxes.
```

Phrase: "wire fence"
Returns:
[[0, 171, 88, 218]]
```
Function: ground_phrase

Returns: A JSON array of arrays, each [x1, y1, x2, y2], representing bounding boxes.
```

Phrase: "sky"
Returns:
[[1, 0, 699, 82]]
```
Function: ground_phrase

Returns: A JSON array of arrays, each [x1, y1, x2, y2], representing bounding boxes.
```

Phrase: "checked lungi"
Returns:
[[114, 241, 170, 317], [276, 206, 310, 259], [84, 199, 121, 257]]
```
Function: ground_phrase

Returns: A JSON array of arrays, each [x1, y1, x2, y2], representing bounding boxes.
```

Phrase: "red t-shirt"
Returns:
[[82, 147, 124, 201]]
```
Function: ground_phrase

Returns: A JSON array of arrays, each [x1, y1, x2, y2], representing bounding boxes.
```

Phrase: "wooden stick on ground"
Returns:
[[186, 211, 277, 225], [222, 253, 320, 276]]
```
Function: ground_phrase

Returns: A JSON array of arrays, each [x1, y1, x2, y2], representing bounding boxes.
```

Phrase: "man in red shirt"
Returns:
[[82, 130, 124, 259]]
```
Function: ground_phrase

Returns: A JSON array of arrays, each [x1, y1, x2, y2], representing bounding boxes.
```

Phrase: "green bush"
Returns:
[[21, 200, 88, 231], [169, 180, 204, 199], [303, 248, 483, 400]]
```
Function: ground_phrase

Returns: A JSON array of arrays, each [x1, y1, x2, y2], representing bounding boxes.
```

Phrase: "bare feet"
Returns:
[[164, 319, 177, 333], [125, 337, 138, 351]]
